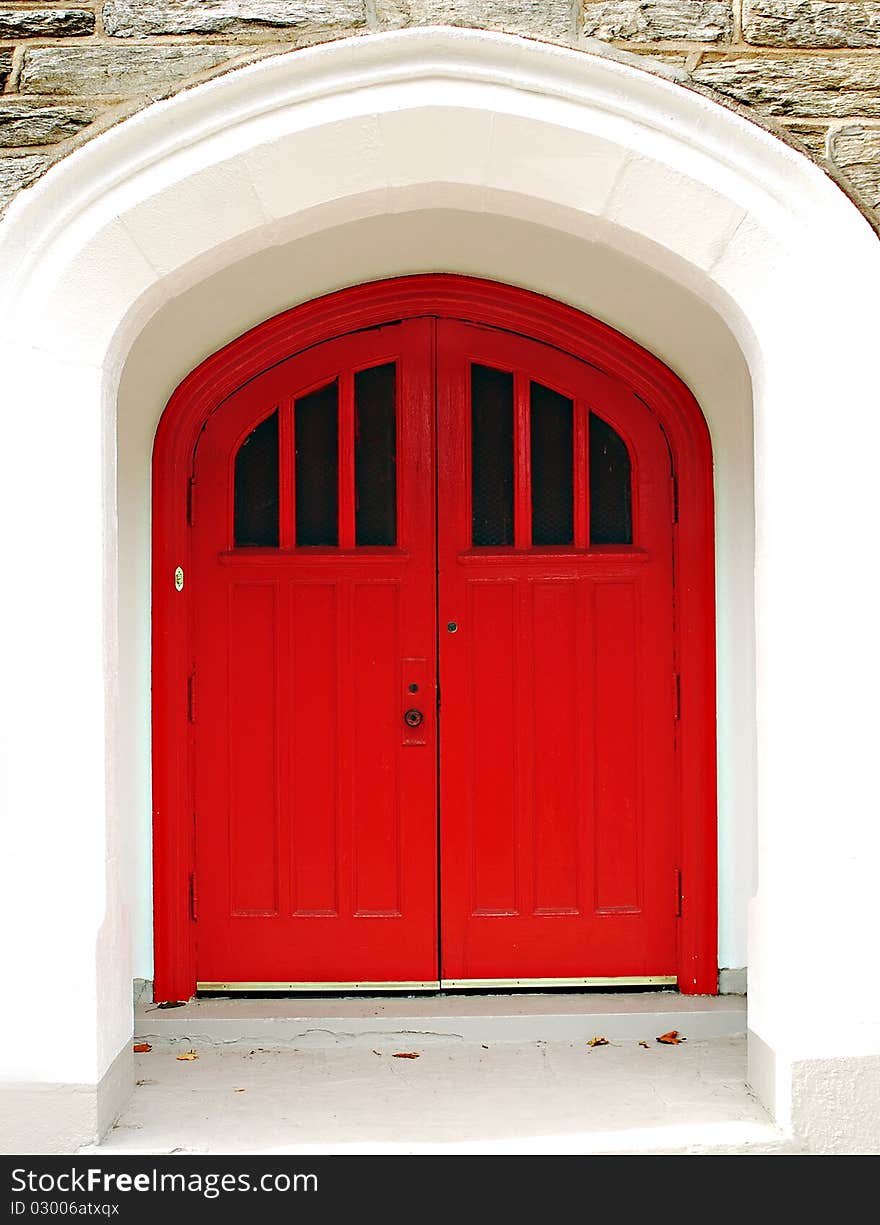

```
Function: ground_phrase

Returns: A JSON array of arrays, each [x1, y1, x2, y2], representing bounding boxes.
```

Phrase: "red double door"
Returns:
[[191, 317, 678, 988]]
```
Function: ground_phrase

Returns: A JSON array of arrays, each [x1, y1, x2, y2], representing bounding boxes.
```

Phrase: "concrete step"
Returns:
[[136, 991, 746, 1048]]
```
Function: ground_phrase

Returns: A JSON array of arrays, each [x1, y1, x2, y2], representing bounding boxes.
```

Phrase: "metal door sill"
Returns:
[[196, 975, 676, 993]]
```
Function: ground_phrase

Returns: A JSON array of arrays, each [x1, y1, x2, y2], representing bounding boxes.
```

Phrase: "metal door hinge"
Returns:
[[673, 672, 681, 721], [187, 671, 196, 723], [187, 477, 196, 526], [189, 872, 198, 922], [675, 867, 683, 917], [671, 473, 679, 524]]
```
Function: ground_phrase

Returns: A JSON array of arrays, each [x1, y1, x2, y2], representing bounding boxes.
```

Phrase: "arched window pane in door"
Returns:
[[589, 413, 632, 545], [530, 381, 574, 545], [233, 410, 279, 547], [471, 364, 514, 546], [296, 380, 339, 546], [355, 363, 397, 546]]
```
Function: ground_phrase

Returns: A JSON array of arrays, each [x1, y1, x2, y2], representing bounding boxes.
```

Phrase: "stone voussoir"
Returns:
[[0, 9, 96, 40], [20, 44, 271, 97], [374, 0, 573, 41], [829, 123, 880, 208], [102, 0, 365, 39], [693, 54, 880, 117], [743, 0, 880, 49], [0, 102, 98, 148], [581, 0, 733, 44]]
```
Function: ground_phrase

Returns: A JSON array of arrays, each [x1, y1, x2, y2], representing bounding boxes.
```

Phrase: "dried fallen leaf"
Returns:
[[133, 1042, 152, 1053], [176, 1050, 199, 1061], [372, 1050, 381, 1056], [656, 1030, 686, 1045], [234, 1088, 246, 1093], [481, 1044, 489, 1050], [587, 1036, 609, 1047], [392, 1052, 420, 1059], [639, 1041, 650, 1049]]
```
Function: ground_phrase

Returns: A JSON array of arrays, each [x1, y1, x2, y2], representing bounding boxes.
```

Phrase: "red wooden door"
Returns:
[[191, 319, 438, 987], [188, 312, 678, 989], [436, 320, 677, 983]]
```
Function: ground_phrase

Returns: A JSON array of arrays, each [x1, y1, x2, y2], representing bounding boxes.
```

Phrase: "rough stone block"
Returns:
[[0, 103, 98, 149], [374, 0, 572, 41], [20, 44, 267, 97], [103, 1, 365, 38], [581, 1, 732, 43], [780, 121, 830, 157], [0, 50, 11, 91], [743, 0, 880, 49], [693, 54, 880, 116], [0, 153, 51, 212], [830, 123, 880, 209], [0, 9, 96, 39]]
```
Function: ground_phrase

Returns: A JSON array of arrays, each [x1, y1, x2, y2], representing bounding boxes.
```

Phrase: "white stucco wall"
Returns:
[[117, 207, 756, 981]]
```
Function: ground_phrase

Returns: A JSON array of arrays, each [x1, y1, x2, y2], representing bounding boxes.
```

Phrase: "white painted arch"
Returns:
[[1, 27, 879, 1147]]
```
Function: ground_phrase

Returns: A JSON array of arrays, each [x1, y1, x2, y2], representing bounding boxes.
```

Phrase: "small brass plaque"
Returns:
[[174, 566, 184, 592]]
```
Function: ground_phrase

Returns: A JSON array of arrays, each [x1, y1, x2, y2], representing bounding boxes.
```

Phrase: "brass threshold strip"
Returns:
[[197, 981, 442, 993], [441, 976, 676, 989], [197, 975, 676, 993]]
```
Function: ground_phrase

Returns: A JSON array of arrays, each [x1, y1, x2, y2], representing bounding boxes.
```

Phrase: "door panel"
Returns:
[[436, 319, 677, 982], [191, 319, 438, 986]]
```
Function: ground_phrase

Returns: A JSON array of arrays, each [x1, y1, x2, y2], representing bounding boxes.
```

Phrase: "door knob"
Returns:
[[404, 708, 424, 728]]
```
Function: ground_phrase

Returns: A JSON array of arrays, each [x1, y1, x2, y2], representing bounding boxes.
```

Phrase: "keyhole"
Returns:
[[408, 683, 419, 694]]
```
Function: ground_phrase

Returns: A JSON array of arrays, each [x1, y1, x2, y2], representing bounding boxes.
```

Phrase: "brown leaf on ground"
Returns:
[[392, 1052, 420, 1059], [234, 1088, 246, 1092], [176, 1050, 199, 1061], [639, 1041, 650, 1048], [656, 1030, 686, 1044], [587, 1036, 609, 1047], [372, 1050, 381, 1056], [133, 1042, 152, 1053]]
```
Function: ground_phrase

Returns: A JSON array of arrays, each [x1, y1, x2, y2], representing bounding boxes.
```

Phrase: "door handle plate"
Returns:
[[402, 658, 430, 746]]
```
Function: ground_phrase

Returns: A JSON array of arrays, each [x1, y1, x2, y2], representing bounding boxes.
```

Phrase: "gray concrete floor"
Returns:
[[83, 1034, 803, 1155]]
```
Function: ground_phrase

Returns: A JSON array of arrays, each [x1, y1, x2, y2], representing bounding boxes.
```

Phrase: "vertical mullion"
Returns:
[[279, 399, 295, 549], [574, 397, 589, 549], [514, 371, 531, 549], [338, 370, 355, 549]]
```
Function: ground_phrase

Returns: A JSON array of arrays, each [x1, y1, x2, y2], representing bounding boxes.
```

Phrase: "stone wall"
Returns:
[[1, 1, 878, 227]]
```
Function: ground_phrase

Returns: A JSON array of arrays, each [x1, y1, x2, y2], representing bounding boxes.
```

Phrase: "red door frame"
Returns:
[[151, 275, 717, 1001]]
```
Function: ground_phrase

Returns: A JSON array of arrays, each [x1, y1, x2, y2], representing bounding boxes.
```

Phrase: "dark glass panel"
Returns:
[[233, 410, 279, 547], [355, 363, 397, 546], [295, 380, 338, 546], [530, 382, 574, 546], [471, 364, 514, 547], [590, 413, 632, 545]]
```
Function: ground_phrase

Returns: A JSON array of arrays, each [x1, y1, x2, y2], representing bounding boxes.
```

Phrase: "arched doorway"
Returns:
[[152, 275, 716, 998], [5, 24, 878, 1145]]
